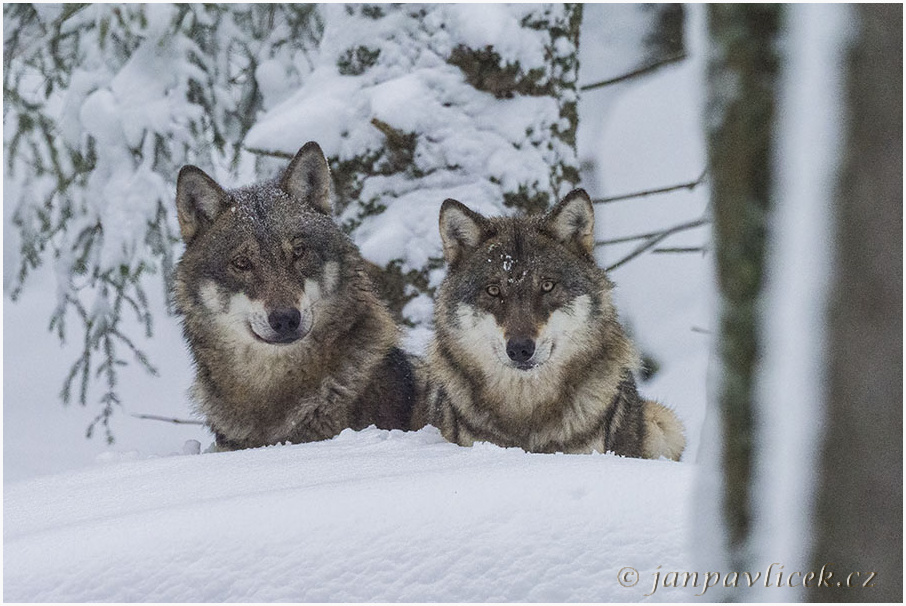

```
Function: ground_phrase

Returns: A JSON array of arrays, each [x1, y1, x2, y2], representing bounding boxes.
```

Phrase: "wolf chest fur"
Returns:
[[423, 190, 685, 459], [173, 142, 416, 450]]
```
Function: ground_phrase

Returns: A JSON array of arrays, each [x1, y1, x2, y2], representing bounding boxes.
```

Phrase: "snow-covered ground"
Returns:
[[5, 427, 694, 602], [4, 7, 714, 602]]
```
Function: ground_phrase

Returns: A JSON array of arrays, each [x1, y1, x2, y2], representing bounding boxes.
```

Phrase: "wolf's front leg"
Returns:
[[285, 380, 356, 442]]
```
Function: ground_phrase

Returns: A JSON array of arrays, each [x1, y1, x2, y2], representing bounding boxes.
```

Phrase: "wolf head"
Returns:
[[436, 190, 617, 376], [174, 142, 354, 349]]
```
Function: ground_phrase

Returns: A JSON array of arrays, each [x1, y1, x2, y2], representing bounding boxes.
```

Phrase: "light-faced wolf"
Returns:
[[422, 190, 685, 460], [174, 142, 416, 450]]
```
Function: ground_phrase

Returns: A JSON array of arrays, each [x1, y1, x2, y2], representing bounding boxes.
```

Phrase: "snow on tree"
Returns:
[[3, 4, 320, 441], [243, 3, 583, 326]]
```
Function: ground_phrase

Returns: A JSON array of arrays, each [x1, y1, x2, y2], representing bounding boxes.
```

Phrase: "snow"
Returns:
[[4, 427, 693, 602], [442, 5, 549, 67]]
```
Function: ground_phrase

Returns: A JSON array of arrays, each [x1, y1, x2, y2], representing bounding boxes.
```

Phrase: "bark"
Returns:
[[706, 3, 784, 567], [810, 5, 903, 602]]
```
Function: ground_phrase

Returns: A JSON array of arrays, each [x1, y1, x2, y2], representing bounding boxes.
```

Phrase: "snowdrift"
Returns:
[[5, 427, 692, 602]]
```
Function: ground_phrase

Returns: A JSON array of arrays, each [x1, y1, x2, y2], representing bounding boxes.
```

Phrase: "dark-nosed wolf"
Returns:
[[174, 142, 416, 450], [423, 190, 685, 460]]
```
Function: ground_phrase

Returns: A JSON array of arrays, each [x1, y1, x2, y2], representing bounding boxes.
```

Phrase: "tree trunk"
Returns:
[[810, 4, 903, 602], [706, 4, 784, 568]]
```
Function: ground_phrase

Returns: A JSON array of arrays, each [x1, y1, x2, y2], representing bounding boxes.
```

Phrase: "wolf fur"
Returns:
[[173, 142, 416, 450], [424, 190, 685, 459]]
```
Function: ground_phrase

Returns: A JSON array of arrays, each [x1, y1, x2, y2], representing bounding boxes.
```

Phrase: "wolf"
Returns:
[[173, 142, 417, 450], [422, 190, 685, 460]]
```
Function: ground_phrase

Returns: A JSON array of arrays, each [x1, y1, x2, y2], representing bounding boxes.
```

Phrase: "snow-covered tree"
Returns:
[[3, 4, 321, 441], [244, 4, 583, 323]]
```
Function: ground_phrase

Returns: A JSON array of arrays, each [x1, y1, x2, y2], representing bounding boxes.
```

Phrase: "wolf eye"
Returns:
[[486, 285, 501, 297], [541, 280, 555, 292], [291, 237, 305, 257], [231, 255, 252, 271]]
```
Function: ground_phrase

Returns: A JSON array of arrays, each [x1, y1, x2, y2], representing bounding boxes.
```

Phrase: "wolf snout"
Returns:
[[269, 308, 301, 332], [266, 308, 303, 342], [506, 337, 536, 366]]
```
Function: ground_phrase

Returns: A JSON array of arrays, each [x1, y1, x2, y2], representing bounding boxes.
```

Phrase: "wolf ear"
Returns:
[[176, 166, 228, 243], [282, 141, 332, 215], [439, 199, 488, 266], [544, 189, 596, 256]]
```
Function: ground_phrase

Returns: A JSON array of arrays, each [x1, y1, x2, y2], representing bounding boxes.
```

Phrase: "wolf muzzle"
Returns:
[[506, 337, 536, 369], [268, 308, 302, 342], [247, 307, 308, 345]]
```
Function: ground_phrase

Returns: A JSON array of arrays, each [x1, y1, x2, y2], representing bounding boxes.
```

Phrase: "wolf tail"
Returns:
[[642, 400, 686, 461]]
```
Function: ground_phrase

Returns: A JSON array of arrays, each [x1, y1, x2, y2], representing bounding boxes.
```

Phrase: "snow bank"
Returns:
[[5, 427, 693, 602]]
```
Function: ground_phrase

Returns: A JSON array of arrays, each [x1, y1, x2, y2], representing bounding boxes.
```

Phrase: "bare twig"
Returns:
[[603, 218, 710, 272], [580, 52, 687, 91], [651, 246, 708, 254], [593, 169, 708, 205], [596, 218, 710, 247], [596, 230, 667, 246], [132, 413, 205, 426], [691, 326, 712, 335]]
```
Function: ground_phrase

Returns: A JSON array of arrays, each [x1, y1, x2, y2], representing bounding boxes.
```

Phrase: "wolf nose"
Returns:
[[268, 308, 301, 335], [506, 337, 536, 363]]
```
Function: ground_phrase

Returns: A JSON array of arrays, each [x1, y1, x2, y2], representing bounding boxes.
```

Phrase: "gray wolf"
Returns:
[[422, 190, 685, 459], [173, 142, 417, 450]]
